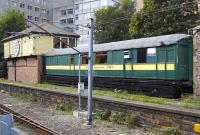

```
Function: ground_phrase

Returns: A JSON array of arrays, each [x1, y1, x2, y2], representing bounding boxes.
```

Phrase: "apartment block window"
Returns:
[[75, 14, 79, 20], [75, 25, 79, 30], [35, 17, 39, 21], [11, 1, 18, 7], [68, 9, 73, 14], [67, 18, 73, 24], [28, 5, 32, 10], [61, 10, 66, 16], [35, 7, 40, 12], [28, 15, 33, 20], [75, 4, 79, 10], [101, 0, 108, 6], [42, 18, 46, 22], [60, 19, 66, 25], [42, 9, 47, 13], [83, 2, 90, 10], [20, 3, 25, 8]]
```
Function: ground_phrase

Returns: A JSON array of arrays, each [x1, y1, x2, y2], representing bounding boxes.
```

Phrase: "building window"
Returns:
[[83, 2, 90, 10], [68, 38, 75, 48], [101, 0, 108, 6], [28, 5, 32, 10], [70, 55, 74, 64], [11, 1, 18, 7], [42, 18, 46, 22], [20, 3, 25, 8], [53, 38, 60, 48], [137, 48, 147, 63], [61, 38, 68, 48], [67, 18, 73, 24], [61, 10, 66, 16], [95, 52, 107, 64], [60, 19, 66, 25], [42, 9, 47, 13], [68, 8, 73, 14], [35, 17, 39, 21], [91, 1, 100, 9], [82, 54, 88, 64], [28, 15, 33, 20], [75, 14, 79, 20], [35, 7, 40, 12], [75, 25, 79, 30], [75, 4, 79, 10]]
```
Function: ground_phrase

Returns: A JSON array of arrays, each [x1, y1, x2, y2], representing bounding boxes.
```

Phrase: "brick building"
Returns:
[[2, 22, 79, 83]]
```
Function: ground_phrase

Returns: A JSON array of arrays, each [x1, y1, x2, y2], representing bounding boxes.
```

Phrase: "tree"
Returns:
[[0, 10, 26, 61], [94, 0, 135, 44], [129, 0, 199, 38]]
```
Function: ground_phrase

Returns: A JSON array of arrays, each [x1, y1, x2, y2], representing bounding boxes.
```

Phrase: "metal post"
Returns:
[[78, 53, 81, 111], [87, 18, 94, 125]]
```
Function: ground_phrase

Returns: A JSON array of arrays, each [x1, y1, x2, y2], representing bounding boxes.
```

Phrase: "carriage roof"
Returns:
[[45, 34, 190, 56]]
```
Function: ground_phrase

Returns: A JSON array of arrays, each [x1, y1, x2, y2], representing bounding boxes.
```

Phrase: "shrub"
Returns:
[[110, 111, 126, 124], [97, 110, 111, 120], [127, 115, 141, 129], [160, 127, 182, 135]]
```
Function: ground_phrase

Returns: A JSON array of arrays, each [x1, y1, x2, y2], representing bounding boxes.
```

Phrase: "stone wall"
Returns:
[[6, 56, 43, 83], [193, 32, 200, 98], [0, 83, 199, 134]]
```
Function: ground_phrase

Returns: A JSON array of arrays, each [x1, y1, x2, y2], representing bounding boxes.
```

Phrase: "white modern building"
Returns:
[[53, 0, 115, 46], [0, 0, 53, 27]]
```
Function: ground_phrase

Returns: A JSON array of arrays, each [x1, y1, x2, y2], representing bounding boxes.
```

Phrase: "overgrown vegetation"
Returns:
[[160, 127, 182, 135], [96, 110, 141, 129], [56, 104, 74, 115]]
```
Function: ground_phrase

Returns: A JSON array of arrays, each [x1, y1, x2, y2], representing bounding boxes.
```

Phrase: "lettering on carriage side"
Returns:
[[46, 64, 175, 71]]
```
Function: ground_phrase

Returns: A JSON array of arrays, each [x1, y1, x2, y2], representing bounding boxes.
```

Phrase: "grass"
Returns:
[[1, 78, 200, 110]]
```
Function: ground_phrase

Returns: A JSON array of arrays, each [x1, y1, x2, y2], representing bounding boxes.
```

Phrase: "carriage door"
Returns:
[[124, 50, 133, 78], [70, 54, 75, 76]]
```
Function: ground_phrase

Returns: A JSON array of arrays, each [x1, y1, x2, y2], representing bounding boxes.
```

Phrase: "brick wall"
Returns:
[[7, 56, 43, 83]]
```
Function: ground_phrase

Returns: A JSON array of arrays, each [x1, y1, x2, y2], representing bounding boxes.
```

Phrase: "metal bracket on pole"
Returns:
[[87, 18, 94, 125]]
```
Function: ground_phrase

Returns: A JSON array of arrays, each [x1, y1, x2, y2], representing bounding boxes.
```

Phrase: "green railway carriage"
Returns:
[[43, 34, 193, 98]]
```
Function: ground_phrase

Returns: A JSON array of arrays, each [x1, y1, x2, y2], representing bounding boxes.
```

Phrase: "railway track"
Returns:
[[0, 103, 62, 135]]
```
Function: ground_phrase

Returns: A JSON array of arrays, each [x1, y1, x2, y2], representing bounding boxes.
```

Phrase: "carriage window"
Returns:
[[70, 55, 74, 64], [137, 48, 147, 63], [147, 48, 156, 56], [95, 52, 107, 64], [124, 50, 131, 59], [82, 54, 88, 64]]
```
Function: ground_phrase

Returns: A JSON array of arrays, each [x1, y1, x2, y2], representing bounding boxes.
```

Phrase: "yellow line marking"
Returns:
[[46, 64, 175, 71]]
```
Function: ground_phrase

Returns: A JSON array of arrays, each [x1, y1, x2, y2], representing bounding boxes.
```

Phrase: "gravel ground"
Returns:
[[0, 91, 159, 135]]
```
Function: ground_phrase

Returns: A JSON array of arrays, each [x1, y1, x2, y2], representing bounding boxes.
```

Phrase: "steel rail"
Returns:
[[0, 104, 62, 135]]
